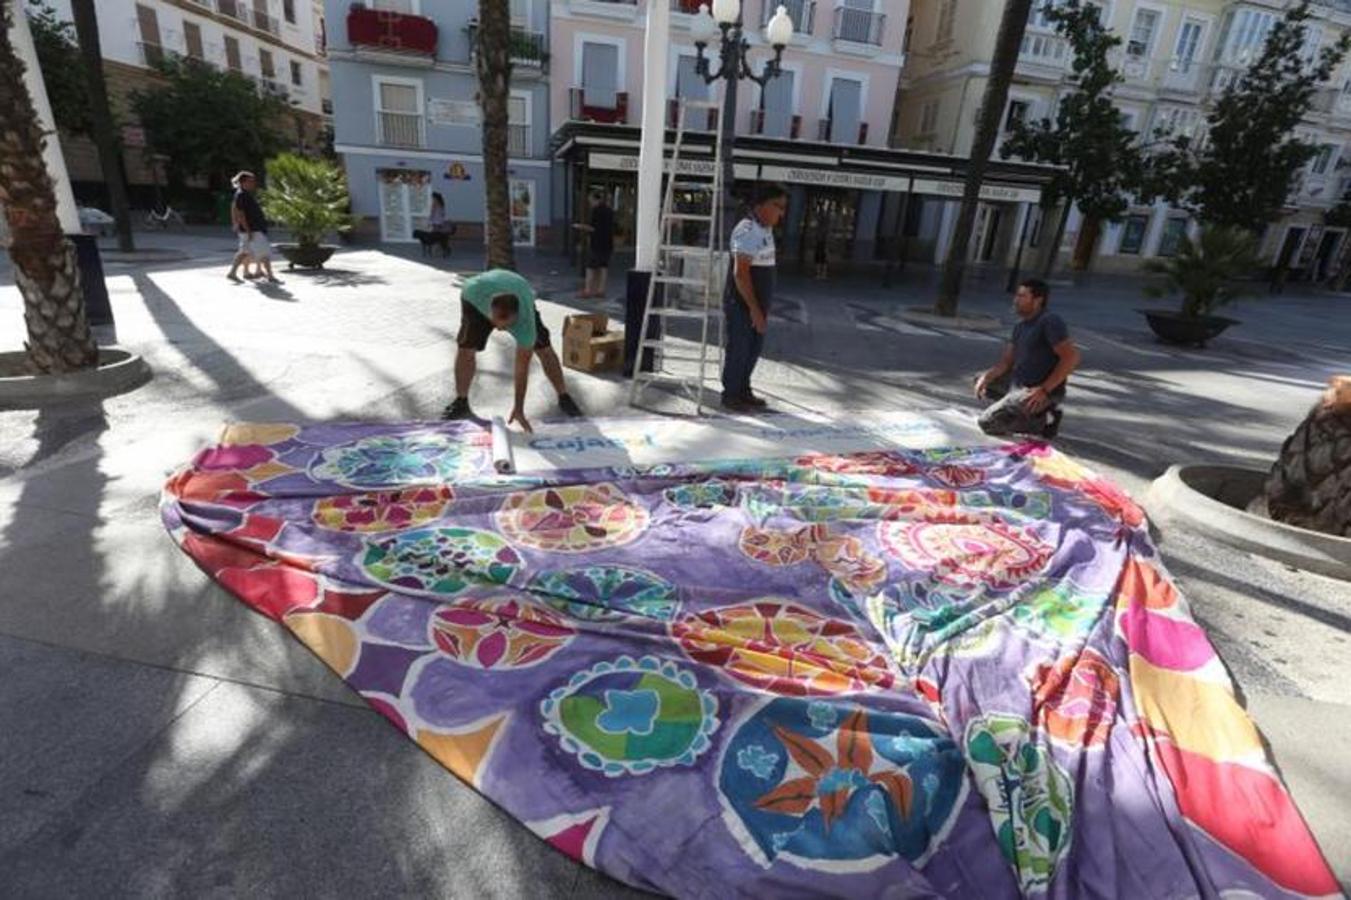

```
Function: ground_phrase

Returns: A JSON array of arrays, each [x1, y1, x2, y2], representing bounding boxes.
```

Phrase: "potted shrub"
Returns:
[[260, 153, 356, 269], [1139, 225, 1257, 347]]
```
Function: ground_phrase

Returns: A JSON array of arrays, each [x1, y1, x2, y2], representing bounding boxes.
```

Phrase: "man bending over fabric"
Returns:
[[974, 278, 1081, 439], [442, 269, 584, 432]]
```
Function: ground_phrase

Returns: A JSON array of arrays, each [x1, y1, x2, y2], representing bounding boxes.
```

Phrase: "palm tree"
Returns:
[[1264, 376, 1351, 537], [934, 0, 1033, 316], [70, 0, 133, 252], [475, 0, 514, 270], [1, 0, 98, 373], [1142, 225, 1257, 318]]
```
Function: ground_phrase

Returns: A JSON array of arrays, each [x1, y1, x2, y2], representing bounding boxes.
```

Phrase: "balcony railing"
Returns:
[[466, 22, 547, 70], [833, 6, 884, 45], [508, 123, 531, 157], [321, 98, 334, 115], [671, 0, 703, 12], [252, 9, 280, 36], [817, 117, 867, 144], [764, 0, 814, 33], [750, 108, 802, 139], [261, 78, 289, 99], [1019, 31, 1068, 67], [669, 98, 717, 130], [138, 41, 167, 68], [570, 88, 628, 124], [216, 0, 248, 26], [377, 111, 425, 148], [1160, 57, 1204, 93], [347, 6, 438, 57]]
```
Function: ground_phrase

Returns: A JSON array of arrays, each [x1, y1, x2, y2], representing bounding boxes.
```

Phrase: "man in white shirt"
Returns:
[[722, 183, 787, 412]]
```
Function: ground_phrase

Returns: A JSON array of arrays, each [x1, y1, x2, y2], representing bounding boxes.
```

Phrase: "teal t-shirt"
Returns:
[[460, 269, 537, 348]]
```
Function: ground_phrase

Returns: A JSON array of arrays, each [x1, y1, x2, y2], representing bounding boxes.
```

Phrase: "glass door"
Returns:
[[510, 178, 535, 247], [378, 169, 431, 242]]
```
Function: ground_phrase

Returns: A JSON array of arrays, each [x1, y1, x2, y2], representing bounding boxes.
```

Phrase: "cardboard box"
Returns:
[[562, 314, 624, 373]]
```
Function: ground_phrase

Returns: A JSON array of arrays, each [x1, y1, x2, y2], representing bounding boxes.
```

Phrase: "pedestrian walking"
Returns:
[[441, 269, 585, 432], [574, 190, 615, 299], [226, 171, 279, 284], [973, 278, 1081, 438], [721, 182, 787, 412]]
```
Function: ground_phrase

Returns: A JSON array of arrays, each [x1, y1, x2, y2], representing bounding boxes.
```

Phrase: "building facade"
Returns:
[[551, 0, 915, 268], [324, 0, 552, 244], [45, 0, 328, 201], [895, 0, 1351, 276]]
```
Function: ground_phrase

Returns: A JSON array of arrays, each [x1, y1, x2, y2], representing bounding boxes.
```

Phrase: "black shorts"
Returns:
[[587, 247, 612, 269], [457, 300, 551, 352]]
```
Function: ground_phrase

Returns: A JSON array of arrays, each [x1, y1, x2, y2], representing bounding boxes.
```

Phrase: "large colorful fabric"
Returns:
[[161, 421, 1340, 899]]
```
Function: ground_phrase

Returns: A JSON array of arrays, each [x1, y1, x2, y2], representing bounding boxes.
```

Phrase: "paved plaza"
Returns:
[[1, 231, 1349, 894]]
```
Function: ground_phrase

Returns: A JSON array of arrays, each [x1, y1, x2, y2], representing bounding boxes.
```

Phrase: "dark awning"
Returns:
[[551, 121, 1059, 203]]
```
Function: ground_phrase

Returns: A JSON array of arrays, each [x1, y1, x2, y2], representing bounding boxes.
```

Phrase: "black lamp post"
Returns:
[[690, 2, 795, 240]]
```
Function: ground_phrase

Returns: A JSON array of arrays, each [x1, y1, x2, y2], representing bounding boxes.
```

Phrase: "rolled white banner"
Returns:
[[490, 416, 515, 474]]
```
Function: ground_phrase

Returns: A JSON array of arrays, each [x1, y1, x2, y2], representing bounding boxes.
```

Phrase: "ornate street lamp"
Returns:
[[690, 2, 795, 238]]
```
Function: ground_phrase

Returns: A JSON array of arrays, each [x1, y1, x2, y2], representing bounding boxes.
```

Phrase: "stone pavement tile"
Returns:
[[0, 681, 647, 899], [1243, 691, 1351, 886], [0, 516, 359, 708], [0, 633, 218, 855]]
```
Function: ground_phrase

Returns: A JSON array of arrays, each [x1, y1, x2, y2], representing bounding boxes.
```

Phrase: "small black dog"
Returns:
[[413, 227, 453, 257]]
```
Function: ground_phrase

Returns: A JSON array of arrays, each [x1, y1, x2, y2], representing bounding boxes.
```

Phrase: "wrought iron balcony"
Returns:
[[817, 117, 867, 144], [833, 5, 884, 45], [764, 0, 814, 34], [749, 108, 802, 139], [347, 6, 438, 57], [669, 98, 718, 130], [570, 88, 629, 124], [466, 21, 548, 71]]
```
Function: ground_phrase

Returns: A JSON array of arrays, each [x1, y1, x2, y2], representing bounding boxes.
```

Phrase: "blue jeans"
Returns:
[[722, 297, 766, 402]]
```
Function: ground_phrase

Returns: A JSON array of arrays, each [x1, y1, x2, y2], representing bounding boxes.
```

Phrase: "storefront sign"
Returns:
[[911, 178, 1043, 204], [428, 99, 480, 126], [445, 161, 472, 181], [756, 165, 910, 192], [588, 152, 756, 179]]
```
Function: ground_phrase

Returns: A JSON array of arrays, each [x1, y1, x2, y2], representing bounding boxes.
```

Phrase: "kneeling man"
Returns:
[[974, 278, 1081, 439], [443, 269, 583, 432]]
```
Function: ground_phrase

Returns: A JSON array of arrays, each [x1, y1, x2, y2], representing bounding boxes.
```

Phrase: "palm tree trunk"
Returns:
[[1071, 214, 1101, 271], [934, 0, 1032, 316], [1, 0, 98, 373], [70, 0, 133, 253], [1040, 201, 1071, 278], [476, 0, 514, 270], [1264, 377, 1351, 537]]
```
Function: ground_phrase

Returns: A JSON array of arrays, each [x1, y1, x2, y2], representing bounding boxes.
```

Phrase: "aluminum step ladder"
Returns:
[[627, 97, 728, 415]]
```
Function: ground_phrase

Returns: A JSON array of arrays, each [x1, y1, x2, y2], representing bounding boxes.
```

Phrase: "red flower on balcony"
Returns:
[[347, 6, 437, 55]]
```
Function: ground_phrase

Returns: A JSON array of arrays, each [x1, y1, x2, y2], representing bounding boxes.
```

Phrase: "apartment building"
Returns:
[[324, 0, 551, 244], [45, 0, 328, 200], [896, 0, 1351, 276], [551, 0, 934, 266]]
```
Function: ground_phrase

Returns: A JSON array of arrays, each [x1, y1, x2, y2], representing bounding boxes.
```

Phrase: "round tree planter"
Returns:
[[0, 348, 152, 408], [1147, 464, 1351, 580], [276, 243, 338, 270], [1139, 310, 1239, 347]]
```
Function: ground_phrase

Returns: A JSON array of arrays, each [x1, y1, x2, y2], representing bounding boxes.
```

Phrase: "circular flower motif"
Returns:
[[312, 486, 453, 533], [674, 600, 895, 696], [310, 433, 485, 489], [738, 524, 824, 567], [1030, 648, 1120, 749], [663, 479, 739, 510], [530, 565, 678, 621], [923, 463, 986, 489], [497, 483, 649, 553], [540, 656, 719, 777], [430, 595, 574, 669], [814, 534, 887, 594], [719, 697, 965, 871], [877, 520, 1051, 590], [793, 452, 918, 480], [360, 527, 522, 596]]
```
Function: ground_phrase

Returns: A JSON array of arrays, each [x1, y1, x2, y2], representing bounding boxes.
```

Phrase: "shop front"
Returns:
[[550, 123, 1054, 277]]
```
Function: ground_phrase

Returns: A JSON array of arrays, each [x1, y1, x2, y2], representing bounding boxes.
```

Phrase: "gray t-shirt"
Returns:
[[1011, 310, 1069, 390]]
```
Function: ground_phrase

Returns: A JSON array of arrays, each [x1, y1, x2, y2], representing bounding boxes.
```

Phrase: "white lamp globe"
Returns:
[[765, 5, 793, 46], [711, 0, 740, 26], [690, 4, 718, 42]]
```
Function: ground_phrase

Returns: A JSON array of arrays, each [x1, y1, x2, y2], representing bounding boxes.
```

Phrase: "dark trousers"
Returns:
[[722, 297, 766, 402]]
